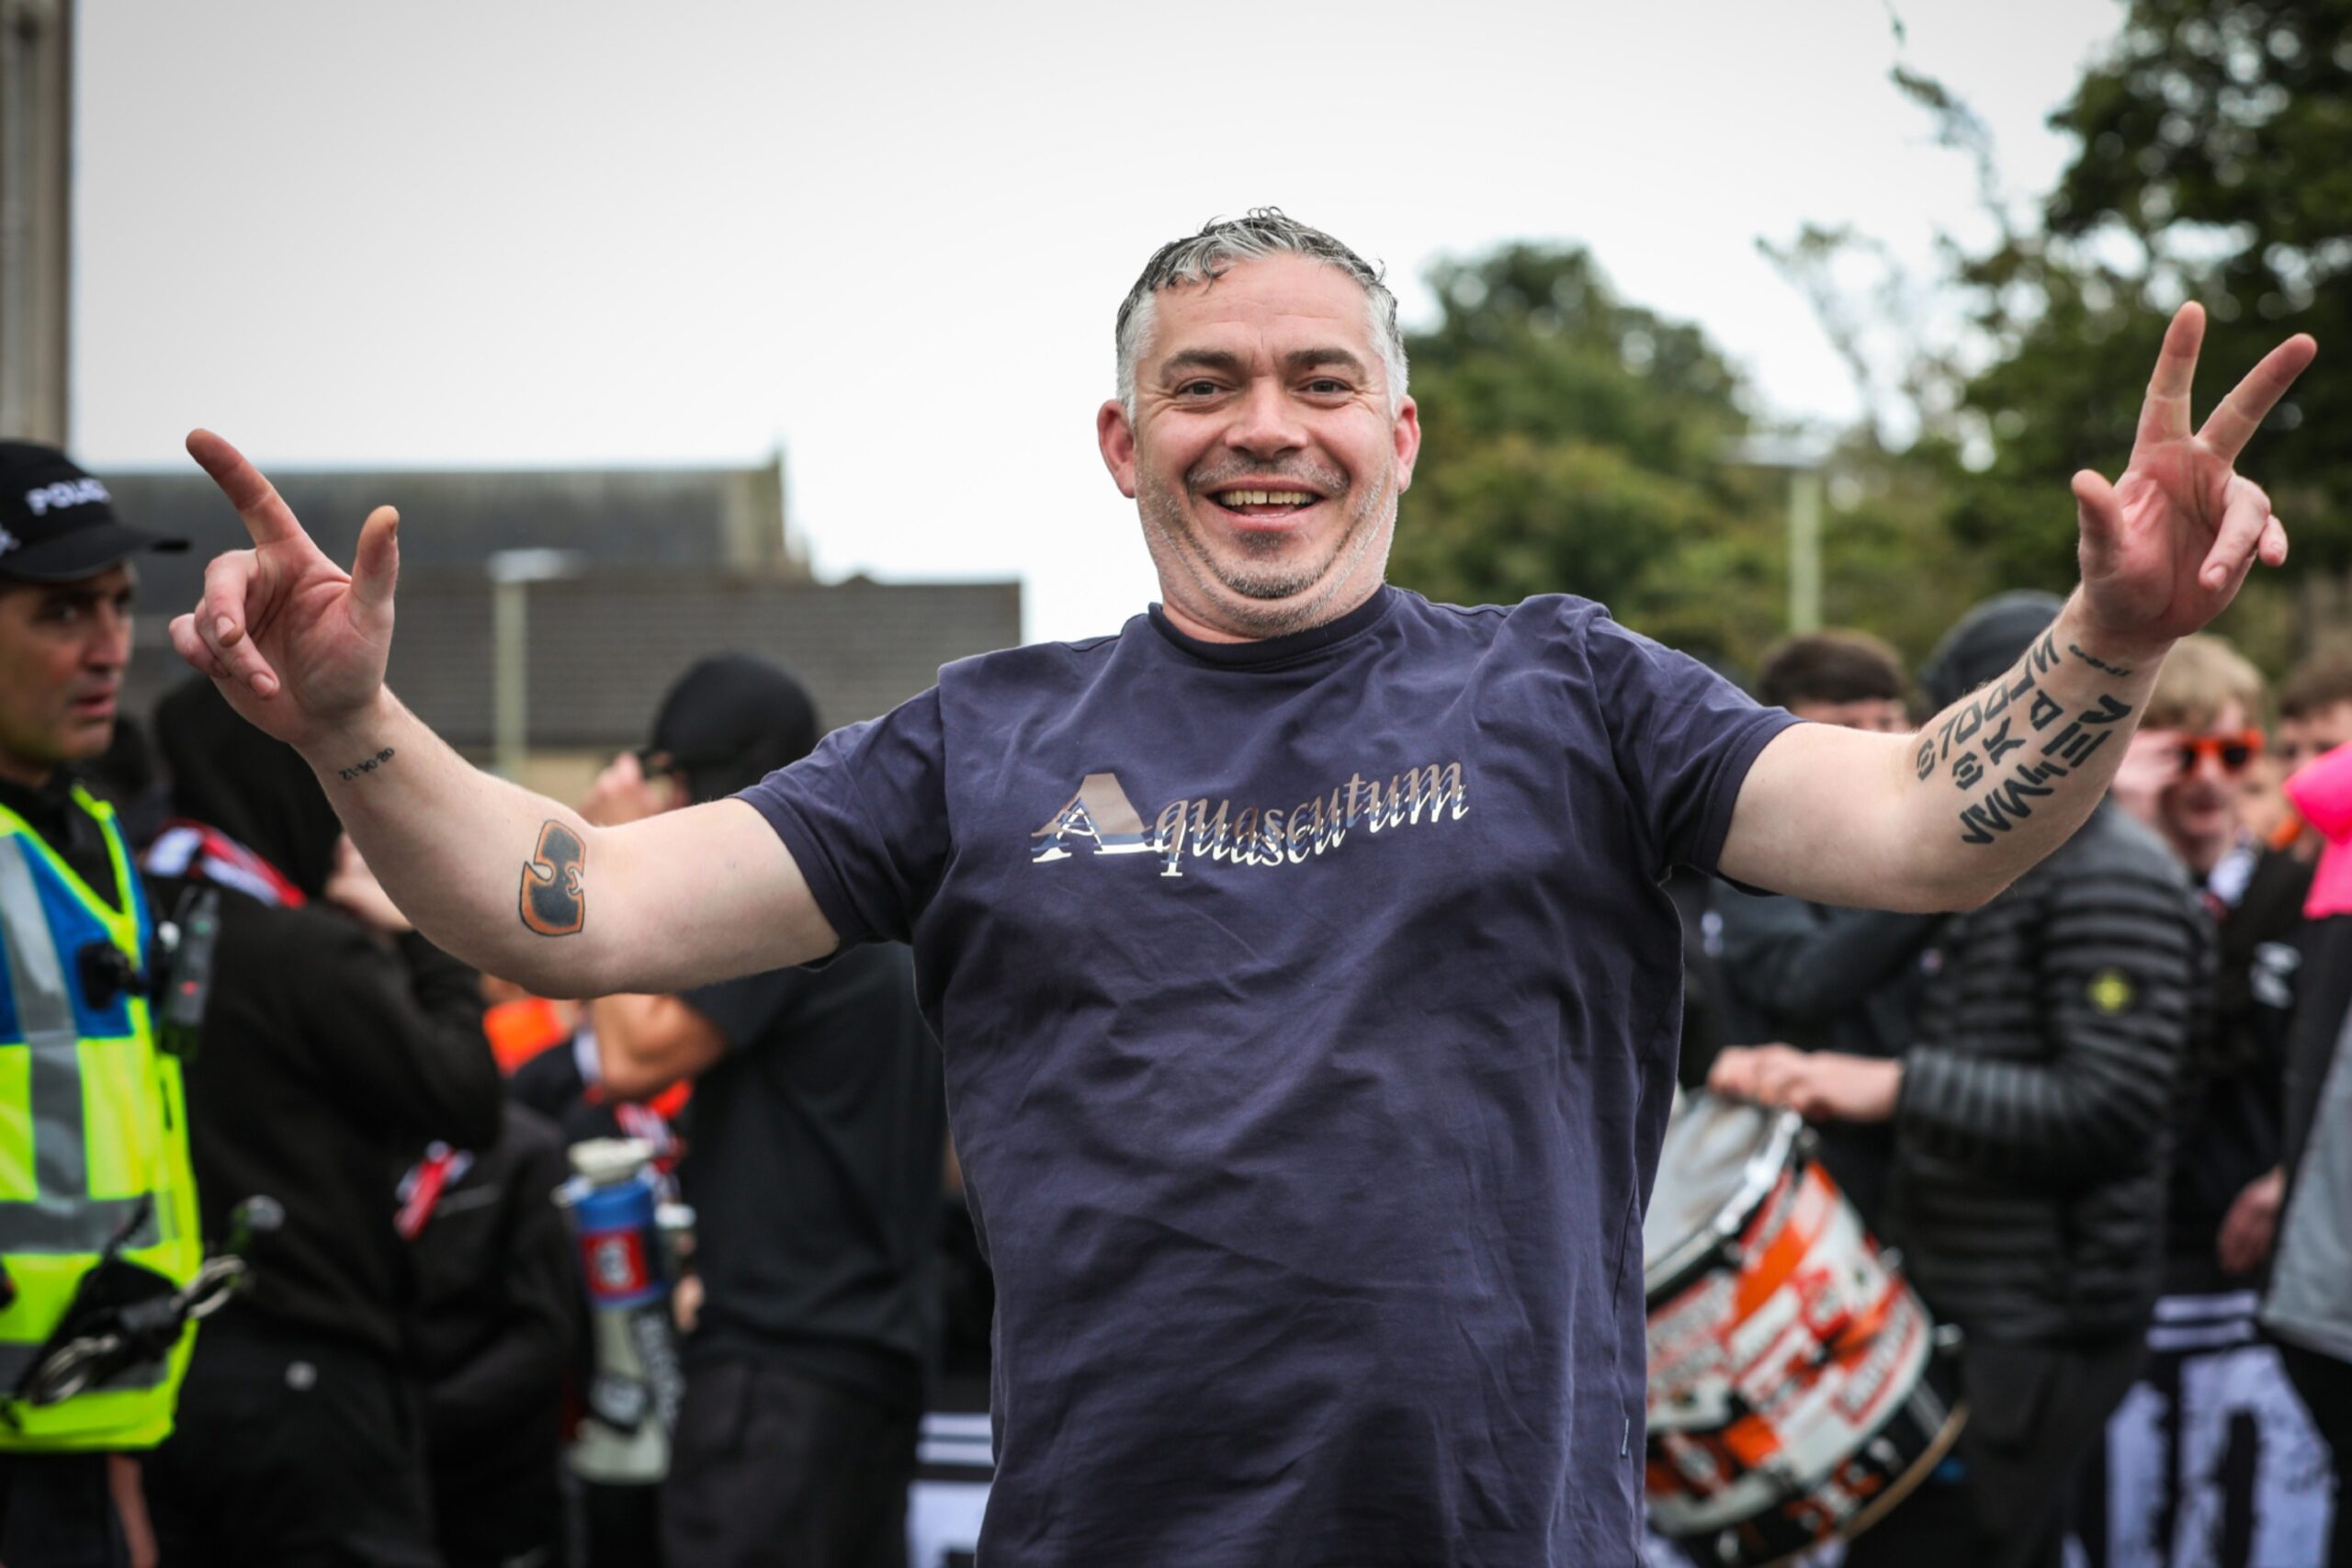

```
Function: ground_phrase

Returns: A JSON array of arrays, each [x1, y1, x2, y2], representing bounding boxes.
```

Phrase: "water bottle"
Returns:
[[558, 1138, 693, 1483]]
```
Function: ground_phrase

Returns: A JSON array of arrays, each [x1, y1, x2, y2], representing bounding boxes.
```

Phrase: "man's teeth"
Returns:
[[1216, 490, 1315, 506]]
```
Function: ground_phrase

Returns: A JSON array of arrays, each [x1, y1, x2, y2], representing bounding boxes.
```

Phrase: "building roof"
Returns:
[[101, 455, 808, 615], [105, 458, 1022, 750], [128, 570, 1023, 751]]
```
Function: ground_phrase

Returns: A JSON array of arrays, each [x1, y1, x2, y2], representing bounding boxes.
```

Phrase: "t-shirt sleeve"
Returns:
[[1583, 611, 1802, 878], [733, 687, 951, 948]]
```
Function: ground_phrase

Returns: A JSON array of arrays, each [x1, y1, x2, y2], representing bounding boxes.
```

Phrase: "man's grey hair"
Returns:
[[1114, 209, 1409, 416]]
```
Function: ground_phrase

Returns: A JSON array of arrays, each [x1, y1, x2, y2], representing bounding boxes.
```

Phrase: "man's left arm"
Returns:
[[1718, 305, 2314, 913]]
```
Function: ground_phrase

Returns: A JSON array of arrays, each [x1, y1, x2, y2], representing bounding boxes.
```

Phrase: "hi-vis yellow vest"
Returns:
[[0, 787, 201, 1450]]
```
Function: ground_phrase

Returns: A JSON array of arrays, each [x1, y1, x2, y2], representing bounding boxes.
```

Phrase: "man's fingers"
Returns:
[[197, 551, 283, 698], [168, 613, 232, 682], [2073, 469, 2127, 577], [2259, 513, 2289, 569], [2135, 302, 2206, 449], [2198, 333, 2319, 463], [185, 429, 311, 549], [2199, 478, 2272, 592], [349, 505, 401, 611]]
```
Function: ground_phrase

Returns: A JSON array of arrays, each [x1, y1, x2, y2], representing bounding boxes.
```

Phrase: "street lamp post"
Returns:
[[486, 548, 584, 782], [1723, 436, 1832, 636]]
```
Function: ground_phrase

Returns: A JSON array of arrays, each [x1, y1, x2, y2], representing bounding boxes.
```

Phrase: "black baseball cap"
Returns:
[[0, 442, 187, 582]]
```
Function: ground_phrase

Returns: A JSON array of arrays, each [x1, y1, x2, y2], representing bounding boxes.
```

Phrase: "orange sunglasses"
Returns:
[[2175, 729, 2265, 773]]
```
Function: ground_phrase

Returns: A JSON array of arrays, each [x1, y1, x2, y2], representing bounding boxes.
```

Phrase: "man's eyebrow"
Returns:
[[1159, 346, 1374, 381], [1159, 349, 1246, 380], [1284, 347, 1370, 378]]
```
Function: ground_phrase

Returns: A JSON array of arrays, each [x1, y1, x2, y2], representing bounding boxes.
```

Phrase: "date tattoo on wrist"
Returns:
[[337, 747, 396, 782], [519, 820, 586, 937], [2067, 642, 2135, 680], [1911, 631, 2139, 845]]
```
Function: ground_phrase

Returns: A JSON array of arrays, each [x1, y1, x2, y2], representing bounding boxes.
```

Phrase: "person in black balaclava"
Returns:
[[136, 676, 503, 1568], [576, 655, 945, 1568]]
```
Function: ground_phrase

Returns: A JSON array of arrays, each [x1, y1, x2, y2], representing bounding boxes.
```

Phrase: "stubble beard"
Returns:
[[1138, 458, 1399, 639]]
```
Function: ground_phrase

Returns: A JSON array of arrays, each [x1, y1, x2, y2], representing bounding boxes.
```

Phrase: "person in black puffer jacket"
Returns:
[[1713, 592, 2211, 1568]]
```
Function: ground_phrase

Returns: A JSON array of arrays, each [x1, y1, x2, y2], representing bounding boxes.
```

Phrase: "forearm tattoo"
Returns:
[[337, 747, 395, 782], [1913, 631, 2138, 845], [519, 820, 586, 936], [2067, 642, 2135, 679]]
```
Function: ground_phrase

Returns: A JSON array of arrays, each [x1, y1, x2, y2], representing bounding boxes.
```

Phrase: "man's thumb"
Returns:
[[351, 506, 401, 610]]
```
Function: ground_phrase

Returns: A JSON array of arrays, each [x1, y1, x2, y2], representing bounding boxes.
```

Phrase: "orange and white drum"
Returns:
[[1641, 1092, 1964, 1567]]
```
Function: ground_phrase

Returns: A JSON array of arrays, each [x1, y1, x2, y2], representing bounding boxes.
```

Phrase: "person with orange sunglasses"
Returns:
[[2114, 635, 2312, 1285]]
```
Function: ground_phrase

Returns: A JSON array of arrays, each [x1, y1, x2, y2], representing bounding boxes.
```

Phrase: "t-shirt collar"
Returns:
[[1146, 585, 1396, 669]]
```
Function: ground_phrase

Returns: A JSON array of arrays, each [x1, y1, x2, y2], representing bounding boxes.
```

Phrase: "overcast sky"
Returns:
[[74, 0, 2124, 643]]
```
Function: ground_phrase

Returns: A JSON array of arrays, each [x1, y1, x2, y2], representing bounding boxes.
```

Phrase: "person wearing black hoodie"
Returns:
[[135, 677, 503, 1567], [582, 655, 945, 1568]]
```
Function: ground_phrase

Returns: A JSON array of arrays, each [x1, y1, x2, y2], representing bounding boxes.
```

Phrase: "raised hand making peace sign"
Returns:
[[2072, 302, 2317, 655], [169, 429, 401, 749]]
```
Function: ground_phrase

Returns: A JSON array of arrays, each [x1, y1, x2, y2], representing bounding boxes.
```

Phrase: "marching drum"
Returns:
[[1641, 1091, 1964, 1567]]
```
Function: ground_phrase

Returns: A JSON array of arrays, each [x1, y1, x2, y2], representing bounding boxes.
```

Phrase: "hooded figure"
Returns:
[[139, 677, 503, 1568], [153, 677, 344, 897], [648, 653, 822, 807]]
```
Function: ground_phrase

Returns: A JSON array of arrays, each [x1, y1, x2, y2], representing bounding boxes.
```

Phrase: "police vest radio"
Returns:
[[150, 887, 223, 1060], [558, 1138, 693, 1484]]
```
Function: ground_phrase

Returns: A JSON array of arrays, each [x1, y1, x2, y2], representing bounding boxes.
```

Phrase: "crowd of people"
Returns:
[[1702, 612, 2352, 1565], [0, 208, 2342, 1568]]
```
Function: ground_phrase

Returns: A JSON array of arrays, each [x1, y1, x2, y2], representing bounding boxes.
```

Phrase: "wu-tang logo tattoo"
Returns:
[[519, 820, 586, 937]]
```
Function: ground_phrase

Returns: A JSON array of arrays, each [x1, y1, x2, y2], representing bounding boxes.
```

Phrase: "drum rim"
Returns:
[[1643, 1100, 1805, 1303]]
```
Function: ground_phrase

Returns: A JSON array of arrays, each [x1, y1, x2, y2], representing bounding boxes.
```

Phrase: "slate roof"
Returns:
[[99, 457, 808, 612], [104, 460, 1022, 750]]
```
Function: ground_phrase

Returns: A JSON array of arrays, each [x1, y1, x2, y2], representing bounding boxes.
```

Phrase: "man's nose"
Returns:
[[1224, 378, 1306, 457], [88, 605, 131, 670]]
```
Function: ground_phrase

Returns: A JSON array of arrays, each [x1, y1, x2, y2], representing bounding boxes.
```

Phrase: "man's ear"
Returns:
[[1393, 397, 1421, 492], [1098, 400, 1139, 500]]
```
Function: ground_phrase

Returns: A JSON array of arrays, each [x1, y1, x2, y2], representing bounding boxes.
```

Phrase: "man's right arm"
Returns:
[[306, 691, 837, 999], [169, 431, 837, 1000]]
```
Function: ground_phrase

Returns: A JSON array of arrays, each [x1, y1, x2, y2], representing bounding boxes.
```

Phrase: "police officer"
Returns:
[[0, 444, 200, 1568]]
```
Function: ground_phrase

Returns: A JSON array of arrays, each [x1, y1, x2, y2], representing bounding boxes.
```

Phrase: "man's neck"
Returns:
[[0, 754, 57, 794], [1156, 576, 1384, 645]]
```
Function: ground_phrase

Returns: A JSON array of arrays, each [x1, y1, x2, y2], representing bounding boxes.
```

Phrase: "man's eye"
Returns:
[[1180, 380, 1220, 397], [1306, 378, 1350, 395]]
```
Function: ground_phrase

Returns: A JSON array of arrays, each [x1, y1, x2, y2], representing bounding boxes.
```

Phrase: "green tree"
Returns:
[[1945, 0, 2349, 657], [1389, 245, 1790, 670]]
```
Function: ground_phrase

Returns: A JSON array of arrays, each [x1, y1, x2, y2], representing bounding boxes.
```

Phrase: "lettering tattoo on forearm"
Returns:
[[337, 747, 395, 782], [519, 820, 586, 937], [1920, 633, 2138, 845]]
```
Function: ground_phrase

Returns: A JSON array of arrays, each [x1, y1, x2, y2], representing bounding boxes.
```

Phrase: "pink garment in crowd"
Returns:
[[2285, 740, 2352, 919]]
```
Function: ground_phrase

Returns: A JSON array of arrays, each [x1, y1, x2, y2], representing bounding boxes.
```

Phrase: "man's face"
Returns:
[[0, 565, 135, 788], [2278, 700, 2352, 775], [1788, 697, 1909, 734], [1098, 254, 1421, 641], [2157, 697, 2261, 856]]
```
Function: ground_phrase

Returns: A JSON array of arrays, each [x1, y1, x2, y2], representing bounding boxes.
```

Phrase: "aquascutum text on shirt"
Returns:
[[1030, 764, 1470, 877]]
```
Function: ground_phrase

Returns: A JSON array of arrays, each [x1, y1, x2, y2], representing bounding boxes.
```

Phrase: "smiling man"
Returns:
[[171, 210, 2315, 1565]]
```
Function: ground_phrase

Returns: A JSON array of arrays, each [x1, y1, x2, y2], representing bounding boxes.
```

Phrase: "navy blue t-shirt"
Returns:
[[741, 586, 1796, 1566]]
